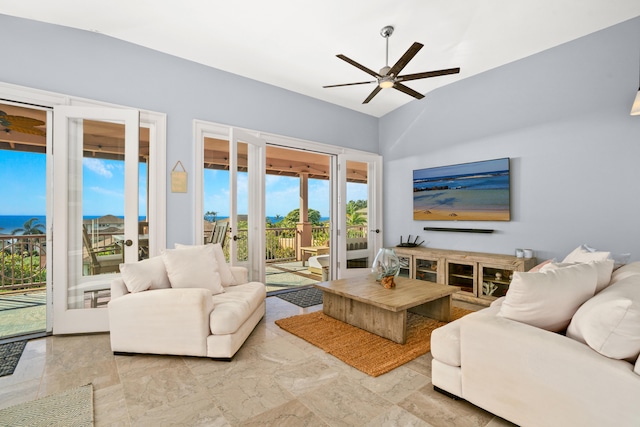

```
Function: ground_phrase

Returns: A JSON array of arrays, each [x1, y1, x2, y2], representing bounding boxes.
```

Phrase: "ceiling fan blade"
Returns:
[[323, 80, 376, 88], [399, 67, 461, 81], [363, 86, 382, 104], [387, 42, 423, 77], [393, 83, 425, 100], [337, 54, 381, 78]]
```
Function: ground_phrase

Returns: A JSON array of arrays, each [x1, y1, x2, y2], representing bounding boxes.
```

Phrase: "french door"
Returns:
[[53, 106, 140, 333], [195, 122, 265, 282], [336, 152, 383, 278], [229, 128, 266, 281]]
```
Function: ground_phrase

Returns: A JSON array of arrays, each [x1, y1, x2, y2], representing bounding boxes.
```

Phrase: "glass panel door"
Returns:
[[337, 153, 382, 278], [53, 106, 139, 334], [230, 128, 265, 282]]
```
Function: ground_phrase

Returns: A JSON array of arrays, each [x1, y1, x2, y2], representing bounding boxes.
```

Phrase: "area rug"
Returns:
[[0, 340, 27, 377], [0, 383, 93, 426], [276, 287, 323, 308], [275, 307, 472, 377]]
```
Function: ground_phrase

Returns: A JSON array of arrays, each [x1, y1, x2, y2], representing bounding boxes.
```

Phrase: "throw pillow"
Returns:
[[528, 259, 554, 273], [498, 263, 598, 332], [119, 256, 171, 293], [563, 245, 610, 264], [162, 245, 224, 295], [567, 276, 640, 361], [175, 243, 237, 286], [540, 259, 614, 293]]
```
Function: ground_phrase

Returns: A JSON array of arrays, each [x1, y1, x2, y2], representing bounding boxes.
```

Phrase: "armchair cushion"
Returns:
[[119, 256, 171, 293], [175, 243, 237, 287], [162, 245, 224, 295], [210, 282, 266, 334]]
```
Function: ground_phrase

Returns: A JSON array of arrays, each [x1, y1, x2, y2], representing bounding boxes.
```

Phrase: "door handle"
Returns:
[[125, 239, 133, 246], [370, 229, 380, 234], [233, 235, 239, 241]]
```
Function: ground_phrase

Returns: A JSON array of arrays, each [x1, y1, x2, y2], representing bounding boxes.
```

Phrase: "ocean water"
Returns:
[[0, 215, 47, 235], [0, 215, 332, 235]]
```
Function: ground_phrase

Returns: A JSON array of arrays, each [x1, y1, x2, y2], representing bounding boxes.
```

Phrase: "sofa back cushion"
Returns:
[[162, 245, 225, 295], [540, 259, 614, 293], [120, 256, 171, 293], [175, 243, 237, 287], [498, 263, 597, 332], [567, 275, 640, 361]]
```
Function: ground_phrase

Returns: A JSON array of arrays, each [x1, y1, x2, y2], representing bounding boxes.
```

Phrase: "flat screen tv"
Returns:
[[413, 158, 510, 221]]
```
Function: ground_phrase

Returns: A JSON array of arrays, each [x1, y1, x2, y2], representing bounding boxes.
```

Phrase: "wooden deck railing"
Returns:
[[3, 224, 367, 291], [0, 234, 47, 291]]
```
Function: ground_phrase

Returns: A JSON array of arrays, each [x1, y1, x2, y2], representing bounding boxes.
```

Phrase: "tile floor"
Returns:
[[0, 297, 516, 426]]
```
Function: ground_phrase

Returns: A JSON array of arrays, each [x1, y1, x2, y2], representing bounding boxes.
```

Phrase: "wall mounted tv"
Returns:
[[413, 158, 510, 221]]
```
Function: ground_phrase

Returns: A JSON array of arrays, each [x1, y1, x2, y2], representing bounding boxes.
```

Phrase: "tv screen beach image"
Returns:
[[413, 158, 510, 221]]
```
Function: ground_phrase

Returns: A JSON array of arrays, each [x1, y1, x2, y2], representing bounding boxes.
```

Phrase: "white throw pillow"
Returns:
[[175, 243, 237, 286], [498, 263, 598, 332], [567, 276, 640, 361], [540, 259, 614, 293], [563, 245, 610, 264], [162, 245, 224, 295], [119, 256, 171, 293]]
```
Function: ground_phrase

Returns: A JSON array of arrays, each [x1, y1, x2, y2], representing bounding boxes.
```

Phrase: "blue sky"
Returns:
[[0, 151, 367, 218]]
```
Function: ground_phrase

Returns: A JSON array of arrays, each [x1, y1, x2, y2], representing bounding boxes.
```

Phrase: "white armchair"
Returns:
[[108, 245, 266, 359]]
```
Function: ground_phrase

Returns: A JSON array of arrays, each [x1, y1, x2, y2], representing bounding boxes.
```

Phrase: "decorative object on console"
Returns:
[[372, 248, 400, 288], [413, 158, 510, 221], [397, 235, 424, 247]]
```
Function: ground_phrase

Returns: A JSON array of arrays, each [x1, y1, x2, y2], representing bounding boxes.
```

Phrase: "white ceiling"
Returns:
[[2, 1, 639, 117]]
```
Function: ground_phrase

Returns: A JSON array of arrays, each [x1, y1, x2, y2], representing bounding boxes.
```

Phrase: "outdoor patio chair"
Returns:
[[209, 222, 229, 247], [82, 225, 121, 275]]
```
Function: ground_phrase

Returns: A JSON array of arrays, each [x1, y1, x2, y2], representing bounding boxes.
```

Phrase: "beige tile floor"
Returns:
[[0, 297, 517, 426]]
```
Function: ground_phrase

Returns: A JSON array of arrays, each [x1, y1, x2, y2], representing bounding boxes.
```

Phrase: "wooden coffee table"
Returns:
[[314, 275, 459, 344]]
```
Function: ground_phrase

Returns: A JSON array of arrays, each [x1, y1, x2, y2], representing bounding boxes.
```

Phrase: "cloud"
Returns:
[[89, 186, 123, 198], [83, 158, 113, 178]]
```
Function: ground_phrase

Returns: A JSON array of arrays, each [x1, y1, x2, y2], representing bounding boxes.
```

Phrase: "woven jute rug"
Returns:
[[0, 383, 93, 426], [276, 307, 472, 377]]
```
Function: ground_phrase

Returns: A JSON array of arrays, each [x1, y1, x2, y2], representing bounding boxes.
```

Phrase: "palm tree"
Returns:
[[204, 211, 218, 222], [12, 217, 45, 235]]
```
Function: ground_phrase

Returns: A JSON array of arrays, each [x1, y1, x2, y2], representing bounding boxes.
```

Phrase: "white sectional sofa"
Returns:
[[431, 254, 640, 427], [108, 243, 266, 359]]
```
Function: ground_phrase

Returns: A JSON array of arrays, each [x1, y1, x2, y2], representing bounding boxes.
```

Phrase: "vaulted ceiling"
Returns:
[[1, 1, 639, 117]]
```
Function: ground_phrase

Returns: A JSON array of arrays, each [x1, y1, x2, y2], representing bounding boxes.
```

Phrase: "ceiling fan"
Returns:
[[323, 26, 460, 104]]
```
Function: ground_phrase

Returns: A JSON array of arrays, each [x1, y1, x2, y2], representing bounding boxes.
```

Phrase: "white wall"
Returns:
[[380, 17, 640, 262], [0, 14, 378, 246]]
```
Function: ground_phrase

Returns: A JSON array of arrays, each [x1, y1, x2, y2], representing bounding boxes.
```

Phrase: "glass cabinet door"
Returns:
[[415, 257, 439, 282], [397, 254, 411, 278], [480, 264, 515, 299], [446, 260, 476, 294]]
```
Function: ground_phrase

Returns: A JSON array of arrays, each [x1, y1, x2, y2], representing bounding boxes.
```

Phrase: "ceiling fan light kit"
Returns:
[[324, 25, 460, 104]]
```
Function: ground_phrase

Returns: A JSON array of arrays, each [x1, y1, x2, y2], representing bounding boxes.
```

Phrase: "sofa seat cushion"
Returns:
[[209, 282, 266, 335], [431, 305, 500, 367]]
